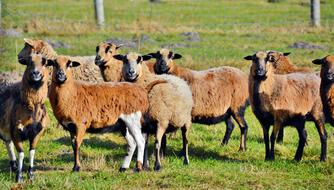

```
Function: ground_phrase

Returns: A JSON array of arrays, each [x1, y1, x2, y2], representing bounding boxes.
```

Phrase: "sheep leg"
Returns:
[[232, 113, 248, 151], [126, 124, 145, 172], [143, 132, 150, 170], [276, 127, 284, 144], [160, 134, 167, 159], [13, 139, 24, 183], [154, 126, 166, 171], [294, 126, 307, 162], [70, 127, 85, 172], [269, 121, 281, 160], [262, 124, 271, 161], [120, 128, 137, 172], [314, 120, 327, 162], [221, 116, 235, 146], [5, 141, 17, 172], [181, 123, 190, 165], [27, 123, 45, 180]]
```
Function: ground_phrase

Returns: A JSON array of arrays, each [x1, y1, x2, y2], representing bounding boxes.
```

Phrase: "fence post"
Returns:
[[94, 0, 104, 28], [0, 0, 2, 28], [311, 0, 320, 27]]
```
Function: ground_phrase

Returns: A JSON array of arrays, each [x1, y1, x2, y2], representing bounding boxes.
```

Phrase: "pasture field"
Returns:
[[0, 0, 334, 189]]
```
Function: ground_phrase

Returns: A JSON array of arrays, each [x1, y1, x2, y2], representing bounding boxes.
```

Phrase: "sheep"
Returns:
[[313, 55, 334, 126], [94, 42, 169, 158], [17, 38, 103, 83], [244, 51, 327, 161], [145, 49, 249, 151], [0, 53, 50, 182], [113, 52, 193, 171], [47, 55, 163, 172], [266, 50, 314, 143], [267, 50, 313, 74]]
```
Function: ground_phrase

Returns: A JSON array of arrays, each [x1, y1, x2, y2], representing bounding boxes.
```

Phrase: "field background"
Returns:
[[0, 0, 334, 189]]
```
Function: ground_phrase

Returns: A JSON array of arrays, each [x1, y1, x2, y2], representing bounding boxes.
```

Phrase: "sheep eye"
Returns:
[[168, 52, 173, 59], [105, 46, 111, 53]]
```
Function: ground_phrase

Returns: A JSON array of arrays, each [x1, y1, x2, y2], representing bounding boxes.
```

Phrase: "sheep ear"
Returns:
[[146, 53, 157, 58], [312, 59, 323, 65], [116, 44, 123, 50], [113, 54, 124, 61], [244, 55, 253, 60], [173, 53, 182, 60], [24, 38, 35, 47], [142, 55, 152, 61], [46, 59, 55, 67], [283, 52, 291, 56]]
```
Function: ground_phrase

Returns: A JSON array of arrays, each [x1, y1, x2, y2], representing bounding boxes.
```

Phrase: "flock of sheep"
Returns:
[[0, 38, 333, 183]]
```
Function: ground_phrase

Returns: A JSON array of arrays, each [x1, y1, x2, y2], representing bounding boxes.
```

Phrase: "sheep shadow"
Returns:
[[54, 136, 122, 150]]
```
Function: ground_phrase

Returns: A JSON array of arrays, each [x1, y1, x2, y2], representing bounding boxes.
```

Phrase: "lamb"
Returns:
[[113, 52, 193, 171], [47, 55, 162, 172], [0, 53, 50, 182], [313, 55, 334, 126], [244, 51, 327, 161], [145, 49, 249, 151], [17, 38, 103, 83]]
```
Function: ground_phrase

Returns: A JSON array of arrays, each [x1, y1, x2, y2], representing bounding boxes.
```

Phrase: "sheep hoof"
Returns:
[[10, 161, 18, 172], [183, 159, 189, 165], [143, 163, 150, 171], [221, 141, 228, 146], [320, 157, 326, 162], [134, 161, 143, 173], [119, 167, 127, 173], [27, 167, 34, 180], [16, 172, 23, 183], [72, 165, 81, 172], [265, 155, 274, 161], [177, 150, 185, 157], [238, 147, 246, 152], [154, 164, 161, 171]]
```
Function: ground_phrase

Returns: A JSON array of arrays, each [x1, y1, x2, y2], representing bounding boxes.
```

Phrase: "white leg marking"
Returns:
[[5, 141, 16, 161], [120, 111, 145, 164], [29, 149, 35, 168], [18, 152, 24, 172], [121, 128, 137, 169]]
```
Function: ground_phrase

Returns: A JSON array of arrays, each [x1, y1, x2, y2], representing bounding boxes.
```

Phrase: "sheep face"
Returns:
[[313, 55, 334, 83], [47, 56, 80, 84], [18, 38, 48, 64], [244, 51, 273, 80], [95, 42, 121, 67], [22, 53, 50, 85], [113, 53, 151, 82], [266, 51, 291, 69], [146, 49, 182, 74]]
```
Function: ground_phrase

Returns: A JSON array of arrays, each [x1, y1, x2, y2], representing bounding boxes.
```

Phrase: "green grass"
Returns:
[[1, 0, 334, 189]]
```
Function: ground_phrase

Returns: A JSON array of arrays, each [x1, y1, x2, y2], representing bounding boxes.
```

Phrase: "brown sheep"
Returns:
[[266, 50, 313, 143], [0, 54, 50, 182], [313, 55, 334, 126], [17, 38, 103, 83], [244, 51, 327, 161], [47, 55, 162, 172], [145, 49, 249, 151], [114, 52, 193, 171]]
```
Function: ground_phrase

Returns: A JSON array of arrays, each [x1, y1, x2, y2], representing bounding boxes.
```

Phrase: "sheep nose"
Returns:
[[95, 56, 103, 66], [30, 70, 42, 81], [129, 69, 135, 74], [327, 73, 334, 80]]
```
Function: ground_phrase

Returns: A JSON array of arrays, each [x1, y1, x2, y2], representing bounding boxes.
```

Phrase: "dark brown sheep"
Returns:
[[0, 54, 50, 182], [245, 51, 327, 162], [145, 49, 249, 151]]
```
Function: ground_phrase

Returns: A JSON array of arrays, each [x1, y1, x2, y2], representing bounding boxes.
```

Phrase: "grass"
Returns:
[[0, 0, 334, 189]]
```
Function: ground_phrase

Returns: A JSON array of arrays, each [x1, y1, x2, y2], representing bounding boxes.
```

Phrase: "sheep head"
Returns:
[[22, 53, 51, 87], [113, 52, 151, 82], [244, 51, 274, 80], [47, 56, 80, 84], [18, 38, 55, 64], [95, 42, 122, 67], [313, 55, 334, 83], [145, 49, 182, 75]]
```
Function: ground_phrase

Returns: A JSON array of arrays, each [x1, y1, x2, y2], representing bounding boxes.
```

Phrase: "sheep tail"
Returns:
[[145, 80, 167, 94]]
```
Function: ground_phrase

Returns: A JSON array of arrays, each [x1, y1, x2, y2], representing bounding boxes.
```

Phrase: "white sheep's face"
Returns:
[[95, 42, 121, 67], [22, 53, 50, 86], [146, 49, 182, 75], [113, 53, 151, 82], [244, 51, 273, 80], [313, 55, 334, 83], [47, 56, 80, 84]]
